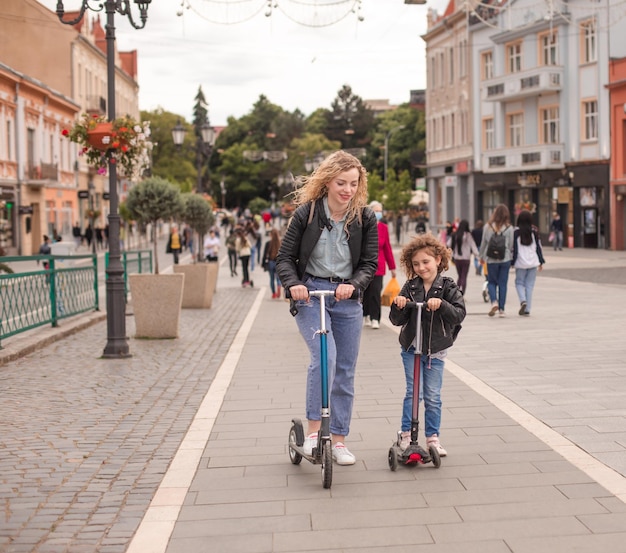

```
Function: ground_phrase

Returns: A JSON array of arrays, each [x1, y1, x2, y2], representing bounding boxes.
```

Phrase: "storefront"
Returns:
[[474, 162, 609, 249]]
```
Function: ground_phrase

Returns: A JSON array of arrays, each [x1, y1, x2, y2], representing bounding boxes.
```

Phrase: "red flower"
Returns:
[[112, 141, 120, 149], [121, 145, 129, 152], [61, 129, 69, 136]]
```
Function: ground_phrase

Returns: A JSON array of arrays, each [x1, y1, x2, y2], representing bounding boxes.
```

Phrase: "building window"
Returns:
[[481, 50, 493, 80], [6, 121, 11, 160], [581, 19, 597, 63], [459, 39, 467, 78], [507, 113, 524, 147], [506, 41, 522, 73], [483, 117, 494, 150], [541, 106, 560, 144], [429, 56, 436, 88], [441, 115, 447, 148], [438, 52, 445, 88], [583, 100, 598, 140], [449, 46, 454, 83], [540, 31, 558, 66]]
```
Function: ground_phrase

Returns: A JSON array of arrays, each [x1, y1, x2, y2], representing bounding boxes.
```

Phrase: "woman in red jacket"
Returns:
[[363, 201, 396, 329]]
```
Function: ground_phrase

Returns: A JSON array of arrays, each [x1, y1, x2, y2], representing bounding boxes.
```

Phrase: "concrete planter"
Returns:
[[128, 273, 184, 338], [173, 262, 219, 308]]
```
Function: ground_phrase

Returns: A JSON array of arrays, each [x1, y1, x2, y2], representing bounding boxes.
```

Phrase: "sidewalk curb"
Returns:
[[0, 311, 107, 367]]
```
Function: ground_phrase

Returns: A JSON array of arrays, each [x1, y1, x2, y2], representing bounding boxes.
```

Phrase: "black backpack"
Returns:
[[486, 224, 507, 260]]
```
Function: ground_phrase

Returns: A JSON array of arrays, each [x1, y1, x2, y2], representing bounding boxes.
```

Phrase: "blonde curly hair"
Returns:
[[291, 150, 368, 228], [400, 233, 452, 278]]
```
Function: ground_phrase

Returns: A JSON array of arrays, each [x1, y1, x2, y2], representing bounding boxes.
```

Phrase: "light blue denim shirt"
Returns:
[[305, 197, 352, 279]]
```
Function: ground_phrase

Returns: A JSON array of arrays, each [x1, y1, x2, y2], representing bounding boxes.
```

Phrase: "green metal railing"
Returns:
[[0, 254, 98, 347], [105, 249, 153, 299]]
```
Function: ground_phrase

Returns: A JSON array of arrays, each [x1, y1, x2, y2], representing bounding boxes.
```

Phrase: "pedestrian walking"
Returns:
[[166, 224, 182, 265], [450, 219, 478, 295], [363, 200, 396, 329], [550, 212, 564, 251], [226, 228, 238, 277], [203, 229, 220, 262], [513, 210, 545, 316], [276, 150, 378, 466], [236, 227, 253, 287], [390, 233, 466, 455], [262, 228, 282, 298], [479, 204, 515, 317], [471, 220, 484, 275]]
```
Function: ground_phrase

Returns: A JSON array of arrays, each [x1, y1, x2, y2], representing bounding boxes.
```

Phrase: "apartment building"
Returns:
[[608, 56, 626, 250], [0, 0, 140, 251], [423, 0, 624, 249], [423, 1, 473, 232]]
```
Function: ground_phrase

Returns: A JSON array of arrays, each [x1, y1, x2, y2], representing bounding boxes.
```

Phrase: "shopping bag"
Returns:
[[381, 277, 400, 307], [548, 232, 555, 243]]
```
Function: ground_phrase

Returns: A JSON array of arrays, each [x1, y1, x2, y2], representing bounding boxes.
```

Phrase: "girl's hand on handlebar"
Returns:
[[393, 296, 408, 309], [335, 283, 355, 301], [426, 298, 442, 311], [289, 285, 309, 301]]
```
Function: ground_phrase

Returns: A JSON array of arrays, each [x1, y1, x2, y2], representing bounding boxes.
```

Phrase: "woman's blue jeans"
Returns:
[[400, 347, 444, 437], [515, 267, 537, 313], [267, 260, 281, 294], [294, 276, 363, 437], [487, 261, 511, 311]]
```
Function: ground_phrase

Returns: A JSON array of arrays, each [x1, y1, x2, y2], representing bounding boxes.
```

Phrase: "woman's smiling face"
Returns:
[[326, 168, 360, 210]]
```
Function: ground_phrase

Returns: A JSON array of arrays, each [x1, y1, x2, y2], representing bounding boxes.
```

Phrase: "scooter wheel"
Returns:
[[388, 447, 398, 472], [429, 445, 441, 468], [321, 440, 333, 489], [288, 425, 303, 465]]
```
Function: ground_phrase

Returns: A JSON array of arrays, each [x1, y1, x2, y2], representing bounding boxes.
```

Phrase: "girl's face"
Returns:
[[326, 168, 360, 210], [411, 248, 441, 285]]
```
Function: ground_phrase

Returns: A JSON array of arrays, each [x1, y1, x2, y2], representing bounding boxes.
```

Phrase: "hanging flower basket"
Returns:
[[87, 122, 115, 151], [62, 113, 152, 181]]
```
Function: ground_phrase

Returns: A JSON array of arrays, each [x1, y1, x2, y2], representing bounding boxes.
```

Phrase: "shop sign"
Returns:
[[78, 190, 89, 199], [19, 205, 33, 215], [517, 173, 541, 187]]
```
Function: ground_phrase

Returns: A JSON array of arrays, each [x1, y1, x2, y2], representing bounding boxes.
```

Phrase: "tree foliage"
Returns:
[[126, 176, 184, 273]]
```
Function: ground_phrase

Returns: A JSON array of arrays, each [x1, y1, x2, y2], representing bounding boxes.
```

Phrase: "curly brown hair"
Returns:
[[290, 150, 368, 228], [399, 232, 452, 278]]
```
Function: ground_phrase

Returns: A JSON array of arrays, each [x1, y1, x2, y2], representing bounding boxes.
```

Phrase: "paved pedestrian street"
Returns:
[[2, 247, 626, 552]]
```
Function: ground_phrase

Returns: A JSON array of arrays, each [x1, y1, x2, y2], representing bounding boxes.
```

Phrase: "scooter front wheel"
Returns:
[[321, 440, 333, 488], [288, 422, 303, 465], [429, 445, 441, 468]]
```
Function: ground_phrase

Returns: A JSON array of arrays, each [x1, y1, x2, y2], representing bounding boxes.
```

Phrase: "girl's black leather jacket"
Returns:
[[389, 274, 466, 355], [276, 199, 379, 292]]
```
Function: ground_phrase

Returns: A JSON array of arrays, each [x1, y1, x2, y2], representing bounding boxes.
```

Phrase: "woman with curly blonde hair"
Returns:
[[389, 233, 466, 456], [276, 150, 378, 465]]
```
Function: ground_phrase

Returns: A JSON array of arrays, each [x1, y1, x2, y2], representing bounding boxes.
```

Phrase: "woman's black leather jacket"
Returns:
[[389, 274, 466, 355], [276, 199, 378, 292]]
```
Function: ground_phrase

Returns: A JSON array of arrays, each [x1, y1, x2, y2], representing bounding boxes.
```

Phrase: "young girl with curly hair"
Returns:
[[389, 233, 466, 456]]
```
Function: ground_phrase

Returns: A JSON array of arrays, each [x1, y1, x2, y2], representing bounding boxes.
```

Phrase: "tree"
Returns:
[[326, 85, 375, 149], [125, 177, 184, 274], [182, 193, 215, 262], [193, 86, 213, 193], [141, 108, 196, 190]]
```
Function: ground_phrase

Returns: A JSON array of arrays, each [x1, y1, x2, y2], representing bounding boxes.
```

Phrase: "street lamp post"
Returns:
[[56, 0, 151, 359], [171, 120, 216, 195], [384, 125, 405, 184]]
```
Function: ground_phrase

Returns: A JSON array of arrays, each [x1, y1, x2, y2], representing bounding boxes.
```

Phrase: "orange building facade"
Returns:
[[608, 57, 626, 251]]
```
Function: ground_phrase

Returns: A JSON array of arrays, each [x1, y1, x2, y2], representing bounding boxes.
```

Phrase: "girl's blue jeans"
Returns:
[[294, 276, 363, 437], [400, 347, 444, 437]]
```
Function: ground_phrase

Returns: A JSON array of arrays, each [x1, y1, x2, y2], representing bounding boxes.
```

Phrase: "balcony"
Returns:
[[86, 95, 106, 115], [481, 143, 564, 173], [482, 66, 563, 102], [26, 162, 58, 181]]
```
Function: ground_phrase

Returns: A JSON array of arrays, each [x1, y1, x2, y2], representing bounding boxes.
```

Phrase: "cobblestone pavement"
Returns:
[[0, 272, 255, 552]]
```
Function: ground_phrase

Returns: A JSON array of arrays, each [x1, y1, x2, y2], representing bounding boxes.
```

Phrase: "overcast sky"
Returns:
[[39, 0, 449, 126]]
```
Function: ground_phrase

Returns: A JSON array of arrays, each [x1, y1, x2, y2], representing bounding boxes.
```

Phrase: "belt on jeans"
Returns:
[[309, 275, 351, 284]]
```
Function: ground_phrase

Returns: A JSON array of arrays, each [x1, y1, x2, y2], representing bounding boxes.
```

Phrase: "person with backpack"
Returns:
[[479, 203, 515, 317], [389, 233, 466, 456], [512, 210, 545, 316], [276, 150, 378, 465], [450, 219, 479, 295]]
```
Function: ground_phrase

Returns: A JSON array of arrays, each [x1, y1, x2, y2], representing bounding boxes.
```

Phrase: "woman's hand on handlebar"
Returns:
[[335, 283, 355, 301], [289, 285, 309, 301]]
